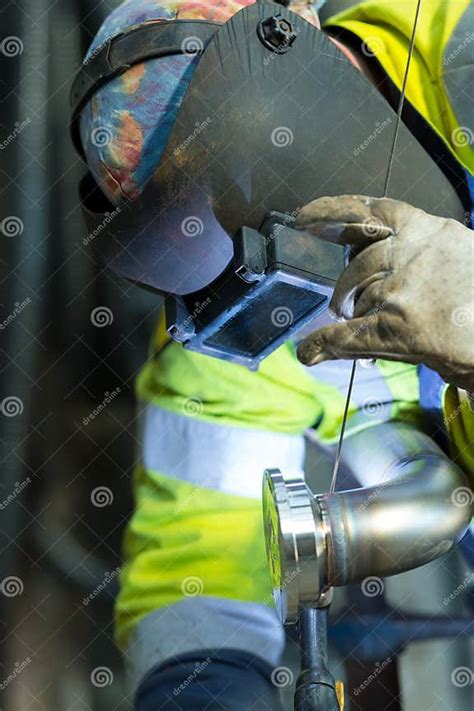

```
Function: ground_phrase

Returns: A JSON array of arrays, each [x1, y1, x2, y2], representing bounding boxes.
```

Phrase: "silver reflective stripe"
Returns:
[[124, 596, 285, 692], [141, 404, 305, 498], [304, 359, 394, 412]]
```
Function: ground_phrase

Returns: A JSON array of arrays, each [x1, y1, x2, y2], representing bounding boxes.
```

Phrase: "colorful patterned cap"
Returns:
[[80, 0, 321, 206]]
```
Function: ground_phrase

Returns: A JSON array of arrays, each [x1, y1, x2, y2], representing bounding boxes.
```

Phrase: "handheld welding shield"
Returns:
[[70, 1, 467, 368]]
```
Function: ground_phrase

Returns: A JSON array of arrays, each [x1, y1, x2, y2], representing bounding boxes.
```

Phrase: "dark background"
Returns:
[[1, 1, 161, 708]]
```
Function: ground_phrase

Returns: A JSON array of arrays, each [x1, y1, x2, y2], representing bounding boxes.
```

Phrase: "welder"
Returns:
[[71, 0, 473, 708]]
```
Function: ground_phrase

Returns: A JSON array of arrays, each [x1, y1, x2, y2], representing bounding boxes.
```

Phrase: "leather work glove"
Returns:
[[295, 195, 474, 393]]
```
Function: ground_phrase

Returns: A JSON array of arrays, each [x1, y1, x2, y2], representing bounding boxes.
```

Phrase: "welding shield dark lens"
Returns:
[[72, 1, 467, 298], [165, 211, 348, 368]]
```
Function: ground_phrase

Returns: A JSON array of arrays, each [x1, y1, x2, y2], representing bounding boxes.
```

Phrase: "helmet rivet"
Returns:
[[257, 15, 296, 54]]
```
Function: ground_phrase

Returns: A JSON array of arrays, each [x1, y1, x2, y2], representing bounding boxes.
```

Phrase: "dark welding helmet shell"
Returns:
[[71, 1, 467, 296]]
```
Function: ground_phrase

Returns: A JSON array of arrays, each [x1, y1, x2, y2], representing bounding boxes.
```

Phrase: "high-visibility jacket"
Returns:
[[117, 0, 474, 690]]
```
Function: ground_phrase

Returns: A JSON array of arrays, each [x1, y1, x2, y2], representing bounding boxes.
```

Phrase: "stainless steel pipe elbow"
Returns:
[[263, 422, 472, 623]]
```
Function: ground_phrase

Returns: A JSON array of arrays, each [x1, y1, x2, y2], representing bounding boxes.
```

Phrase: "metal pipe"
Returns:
[[263, 422, 472, 622], [315, 422, 472, 587]]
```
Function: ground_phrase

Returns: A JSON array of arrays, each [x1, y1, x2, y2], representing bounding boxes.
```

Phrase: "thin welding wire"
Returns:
[[328, 0, 423, 495], [383, 0, 423, 198], [329, 359, 356, 493]]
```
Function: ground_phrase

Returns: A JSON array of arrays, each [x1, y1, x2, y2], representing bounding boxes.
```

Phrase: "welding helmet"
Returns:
[[71, 0, 468, 368]]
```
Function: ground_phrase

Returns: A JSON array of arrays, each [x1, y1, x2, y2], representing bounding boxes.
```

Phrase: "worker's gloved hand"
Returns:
[[295, 195, 474, 392]]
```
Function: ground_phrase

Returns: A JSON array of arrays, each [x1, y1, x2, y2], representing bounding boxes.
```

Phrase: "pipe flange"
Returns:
[[262, 468, 330, 623]]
